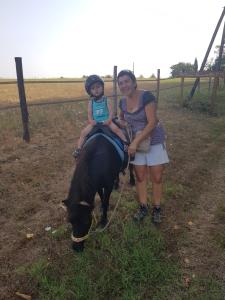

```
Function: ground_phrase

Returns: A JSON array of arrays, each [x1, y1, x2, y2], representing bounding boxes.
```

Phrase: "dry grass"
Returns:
[[0, 83, 225, 299]]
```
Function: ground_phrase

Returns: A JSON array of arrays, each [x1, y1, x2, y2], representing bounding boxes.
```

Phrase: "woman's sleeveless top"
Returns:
[[119, 90, 166, 145], [92, 96, 109, 122]]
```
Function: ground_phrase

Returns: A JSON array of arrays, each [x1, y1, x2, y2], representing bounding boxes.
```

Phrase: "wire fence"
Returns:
[[1, 59, 224, 142]]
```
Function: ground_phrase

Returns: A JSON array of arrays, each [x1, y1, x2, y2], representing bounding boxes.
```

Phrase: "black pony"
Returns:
[[64, 134, 122, 252]]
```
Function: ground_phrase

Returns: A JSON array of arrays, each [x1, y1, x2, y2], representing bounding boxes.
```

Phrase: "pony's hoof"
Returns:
[[99, 219, 108, 228], [72, 241, 84, 252], [113, 182, 119, 190], [129, 177, 135, 186]]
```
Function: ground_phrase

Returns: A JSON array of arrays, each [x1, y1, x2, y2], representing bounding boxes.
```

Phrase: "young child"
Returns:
[[73, 75, 127, 158]]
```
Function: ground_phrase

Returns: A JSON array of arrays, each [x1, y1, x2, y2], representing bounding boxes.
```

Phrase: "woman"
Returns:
[[117, 70, 169, 224]]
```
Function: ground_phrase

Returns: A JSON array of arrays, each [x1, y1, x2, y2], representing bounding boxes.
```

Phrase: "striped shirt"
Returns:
[[119, 90, 166, 145]]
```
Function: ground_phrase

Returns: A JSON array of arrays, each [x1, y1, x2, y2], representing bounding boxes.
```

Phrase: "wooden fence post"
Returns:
[[198, 76, 200, 91], [15, 57, 30, 142], [113, 66, 118, 117], [180, 75, 184, 104], [156, 69, 160, 103], [188, 7, 225, 100], [208, 76, 212, 92], [209, 76, 219, 114], [209, 20, 225, 114]]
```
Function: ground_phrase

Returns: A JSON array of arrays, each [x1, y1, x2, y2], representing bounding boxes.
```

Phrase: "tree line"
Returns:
[[170, 46, 225, 77]]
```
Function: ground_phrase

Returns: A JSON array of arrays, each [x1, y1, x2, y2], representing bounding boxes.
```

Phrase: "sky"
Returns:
[[1, 0, 225, 78]]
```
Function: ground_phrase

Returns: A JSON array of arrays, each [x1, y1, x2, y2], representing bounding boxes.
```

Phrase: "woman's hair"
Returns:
[[117, 70, 137, 89]]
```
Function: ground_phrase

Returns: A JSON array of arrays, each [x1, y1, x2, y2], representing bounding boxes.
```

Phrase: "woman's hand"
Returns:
[[128, 141, 138, 156], [118, 119, 127, 128]]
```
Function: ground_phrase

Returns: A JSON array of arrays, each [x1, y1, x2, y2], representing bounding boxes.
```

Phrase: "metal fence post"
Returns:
[[113, 66, 118, 116], [156, 69, 160, 103]]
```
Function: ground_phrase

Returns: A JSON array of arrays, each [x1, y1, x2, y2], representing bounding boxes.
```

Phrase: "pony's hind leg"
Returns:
[[129, 164, 135, 186], [113, 176, 119, 190], [98, 187, 111, 227]]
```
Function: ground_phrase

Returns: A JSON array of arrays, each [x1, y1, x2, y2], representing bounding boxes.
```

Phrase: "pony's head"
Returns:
[[63, 198, 93, 252]]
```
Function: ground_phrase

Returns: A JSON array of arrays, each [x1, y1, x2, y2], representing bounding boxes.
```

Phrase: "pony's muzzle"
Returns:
[[72, 241, 84, 252]]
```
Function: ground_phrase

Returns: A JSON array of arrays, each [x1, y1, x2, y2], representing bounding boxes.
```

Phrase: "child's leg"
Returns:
[[77, 124, 93, 148], [108, 123, 127, 142]]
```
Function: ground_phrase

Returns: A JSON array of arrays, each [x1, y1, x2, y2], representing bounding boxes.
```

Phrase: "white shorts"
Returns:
[[130, 143, 169, 166]]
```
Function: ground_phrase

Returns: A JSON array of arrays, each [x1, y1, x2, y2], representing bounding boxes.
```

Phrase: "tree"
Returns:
[[193, 58, 198, 73], [170, 62, 195, 77], [211, 45, 225, 71], [149, 73, 156, 79]]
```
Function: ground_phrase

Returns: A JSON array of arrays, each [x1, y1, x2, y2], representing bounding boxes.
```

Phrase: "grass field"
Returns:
[[0, 80, 225, 299]]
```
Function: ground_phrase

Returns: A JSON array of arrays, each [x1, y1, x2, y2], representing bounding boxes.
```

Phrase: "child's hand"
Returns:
[[103, 120, 111, 125], [90, 120, 97, 126]]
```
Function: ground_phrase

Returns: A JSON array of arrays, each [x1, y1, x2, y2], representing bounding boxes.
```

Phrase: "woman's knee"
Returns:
[[135, 168, 147, 182], [149, 166, 164, 184], [151, 173, 163, 184]]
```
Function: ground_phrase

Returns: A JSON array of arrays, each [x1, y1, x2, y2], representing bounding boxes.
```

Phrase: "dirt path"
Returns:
[[161, 104, 225, 291], [178, 142, 225, 283]]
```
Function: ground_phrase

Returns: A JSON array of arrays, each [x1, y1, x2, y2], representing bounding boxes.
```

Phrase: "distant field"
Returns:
[[0, 78, 191, 108]]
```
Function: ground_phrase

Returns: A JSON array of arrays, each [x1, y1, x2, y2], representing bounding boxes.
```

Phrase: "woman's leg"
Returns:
[[148, 165, 165, 206], [108, 122, 127, 142], [133, 165, 148, 221], [77, 124, 93, 148], [148, 164, 165, 223], [134, 165, 148, 205]]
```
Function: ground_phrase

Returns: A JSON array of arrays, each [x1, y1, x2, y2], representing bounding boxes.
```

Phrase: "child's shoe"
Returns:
[[72, 148, 81, 159]]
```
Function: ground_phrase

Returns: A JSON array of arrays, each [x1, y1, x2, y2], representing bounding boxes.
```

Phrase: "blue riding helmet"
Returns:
[[85, 75, 104, 96]]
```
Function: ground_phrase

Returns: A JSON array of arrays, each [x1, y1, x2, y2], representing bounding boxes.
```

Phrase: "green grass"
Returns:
[[182, 86, 225, 116], [27, 220, 182, 300], [24, 216, 225, 299]]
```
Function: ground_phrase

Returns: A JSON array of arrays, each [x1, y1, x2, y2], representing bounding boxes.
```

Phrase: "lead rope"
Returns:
[[91, 155, 131, 234], [91, 124, 132, 234]]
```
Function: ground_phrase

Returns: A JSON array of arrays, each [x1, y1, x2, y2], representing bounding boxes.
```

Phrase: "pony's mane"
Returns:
[[68, 138, 98, 204]]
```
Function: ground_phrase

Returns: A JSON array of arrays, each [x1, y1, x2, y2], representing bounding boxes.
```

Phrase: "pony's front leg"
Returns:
[[72, 241, 84, 252]]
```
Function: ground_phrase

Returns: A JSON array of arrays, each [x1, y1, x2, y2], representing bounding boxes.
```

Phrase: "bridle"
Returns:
[[71, 200, 93, 243]]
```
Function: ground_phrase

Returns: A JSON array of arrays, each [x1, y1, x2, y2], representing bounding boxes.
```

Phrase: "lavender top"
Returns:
[[119, 90, 166, 145]]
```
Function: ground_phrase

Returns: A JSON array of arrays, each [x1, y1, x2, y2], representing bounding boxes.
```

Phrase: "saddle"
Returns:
[[83, 123, 130, 172]]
